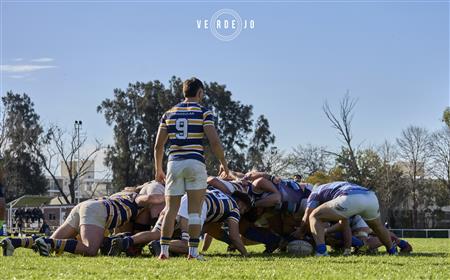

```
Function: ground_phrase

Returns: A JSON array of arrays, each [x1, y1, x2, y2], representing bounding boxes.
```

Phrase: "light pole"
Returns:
[[74, 120, 82, 204]]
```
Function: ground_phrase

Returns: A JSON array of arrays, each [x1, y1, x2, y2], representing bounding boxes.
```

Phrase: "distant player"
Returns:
[[154, 77, 229, 260], [296, 181, 397, 256], [1, 191, 163, 257]]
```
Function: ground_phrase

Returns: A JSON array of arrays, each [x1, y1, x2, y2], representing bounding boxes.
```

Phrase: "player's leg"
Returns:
[[365, 218, 397, 255], [2, 205, 81, 256], [185, 189, 205, 258], [309, 195, 356, 256], [185, 159, 208, 259], [36, 201, 106, 256], [159, 160, 184, 259], [160, 195, 182, 258], [360, 192, 396, 255], [1, 235, 36, 256], [309, 205, 347, 256]]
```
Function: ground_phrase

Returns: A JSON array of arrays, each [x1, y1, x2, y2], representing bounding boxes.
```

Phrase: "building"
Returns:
[[395, 161, 426, 178], [46, 160, 112, 199]]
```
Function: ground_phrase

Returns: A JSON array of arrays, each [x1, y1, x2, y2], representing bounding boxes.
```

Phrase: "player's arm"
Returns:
[[154, 125, 168, 183], [340, 219, 352, 252], [204, 125, 229, 176], [201, 233, 213, 252], [252, 178, 281, 208], [324, 222, 343, 235], [292, 207, 314, 239], [136, 194, 165, 207], [207, 177, 232, 195], [227, 218, 248, 257], [244, 171, 281, 184]]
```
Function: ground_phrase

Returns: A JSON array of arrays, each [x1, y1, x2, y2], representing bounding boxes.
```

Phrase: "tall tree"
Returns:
[[97, 80, 171, 189], [396, 126, 430, 228], [442, 107, 450, 128], [429, 127, 450, 192], [203, 82, 254, 172], [1, 92, 47, 200], [98, 77, 265, 188], [323, 93, 362, 184], [36, 125, 102, 204], [374, 141, 406, 224], [247, 115, 275, 171], [291, 144, 331, 176]]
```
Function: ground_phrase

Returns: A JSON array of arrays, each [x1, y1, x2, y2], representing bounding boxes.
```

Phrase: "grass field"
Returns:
[[1, 238, 449, 280]]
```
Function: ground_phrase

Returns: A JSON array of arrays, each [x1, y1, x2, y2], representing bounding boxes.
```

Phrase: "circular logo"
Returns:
[[210, 9, 243, 42]]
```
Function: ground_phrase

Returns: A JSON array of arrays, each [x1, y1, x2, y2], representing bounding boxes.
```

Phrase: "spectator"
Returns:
[[39, 220, 51, 236]]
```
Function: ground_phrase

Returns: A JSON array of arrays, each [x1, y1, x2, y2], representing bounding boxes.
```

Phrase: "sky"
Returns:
[[1, 1, 449, 175]]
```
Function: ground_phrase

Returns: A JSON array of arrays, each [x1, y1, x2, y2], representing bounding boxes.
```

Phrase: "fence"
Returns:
[[391, 229, 450, 238]]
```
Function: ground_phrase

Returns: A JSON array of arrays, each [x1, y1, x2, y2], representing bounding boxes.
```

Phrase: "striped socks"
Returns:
[[188, 238, 200, 257]]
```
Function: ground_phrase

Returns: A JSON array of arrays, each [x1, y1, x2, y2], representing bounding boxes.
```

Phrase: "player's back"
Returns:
[[313, 181, 369, 203], [205, 190, 240, 224], [101, 192, 140, 230], [161, 102, 214, 163]]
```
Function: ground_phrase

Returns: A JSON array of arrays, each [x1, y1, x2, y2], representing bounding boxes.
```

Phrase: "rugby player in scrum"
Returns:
[[294, 181, 397, 256], [1, 191, 163, 257]]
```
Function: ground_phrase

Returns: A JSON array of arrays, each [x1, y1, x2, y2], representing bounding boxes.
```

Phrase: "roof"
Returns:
[[6, 195, 53, 208]]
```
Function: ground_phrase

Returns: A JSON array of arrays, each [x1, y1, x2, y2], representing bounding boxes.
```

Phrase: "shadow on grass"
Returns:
[[201, 251, 449, 259]]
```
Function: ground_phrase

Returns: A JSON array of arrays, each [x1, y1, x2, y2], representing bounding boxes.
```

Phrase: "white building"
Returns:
[[46, 160, 112, 199]]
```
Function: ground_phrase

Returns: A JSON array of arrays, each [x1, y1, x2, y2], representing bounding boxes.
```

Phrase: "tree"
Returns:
[[323, 93, 362, 184], [374, 141, 405, 223], [98, 77, 269, 188], [429, 127, 450, 192], [97, 80, 171, 189], [203, 82, 254, 172], [396, 126, 430, 228], [247, 115, 275, 171], [1, 92, 47, 200], [261, 147, 293, 177], [36, 125, 102, 204], [291, 144, 331, 177], [442, 108, 450, 128]]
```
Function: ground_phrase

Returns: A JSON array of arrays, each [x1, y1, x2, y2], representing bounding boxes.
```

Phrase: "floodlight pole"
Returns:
[[74, 120, 83, 204]]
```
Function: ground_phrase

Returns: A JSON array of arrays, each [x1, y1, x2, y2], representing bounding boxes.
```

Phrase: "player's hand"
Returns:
[[219, 164, 229, 178], [244, 171, 257, 181], [155, 169, 166, 184]]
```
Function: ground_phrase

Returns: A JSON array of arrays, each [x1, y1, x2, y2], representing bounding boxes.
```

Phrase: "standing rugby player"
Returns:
[[154, 77, 229, 260]]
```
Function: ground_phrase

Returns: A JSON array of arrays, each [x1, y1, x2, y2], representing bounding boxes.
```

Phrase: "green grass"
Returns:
[[1, 238, 449, 279]]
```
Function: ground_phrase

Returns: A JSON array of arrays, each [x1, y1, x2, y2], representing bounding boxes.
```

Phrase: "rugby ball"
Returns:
[[286, 240, 313, 256]]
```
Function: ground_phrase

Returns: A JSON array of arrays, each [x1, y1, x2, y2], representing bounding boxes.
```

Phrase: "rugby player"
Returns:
[[1, 191, 163, 257], [109, 189, 251, 257], [296, 181, 397, 256], [325, 215, 413, 254], [207, 173, 281, 208], [154, 77, 229, 260]]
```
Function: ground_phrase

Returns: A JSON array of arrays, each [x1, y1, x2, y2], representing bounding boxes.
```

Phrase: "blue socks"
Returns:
[[316, 243, 327, 254], [388, 245, 398, 255], [398, 240, 408, 249], [351, 236, 364, 247]]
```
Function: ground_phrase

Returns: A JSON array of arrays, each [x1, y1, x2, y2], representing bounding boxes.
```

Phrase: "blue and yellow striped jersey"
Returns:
[[99, 192, 140, 230], [160, 102, 215, 163], [205, 190, 240, 224]]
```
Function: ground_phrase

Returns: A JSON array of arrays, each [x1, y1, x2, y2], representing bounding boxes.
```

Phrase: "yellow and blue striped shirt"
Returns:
[[98, 192, 140, 230], [160, 102, 215, 163], [205, 190, 241, 224]]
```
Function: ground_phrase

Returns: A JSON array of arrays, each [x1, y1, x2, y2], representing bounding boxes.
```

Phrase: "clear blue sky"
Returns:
[[2, 1, 449, 156]]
